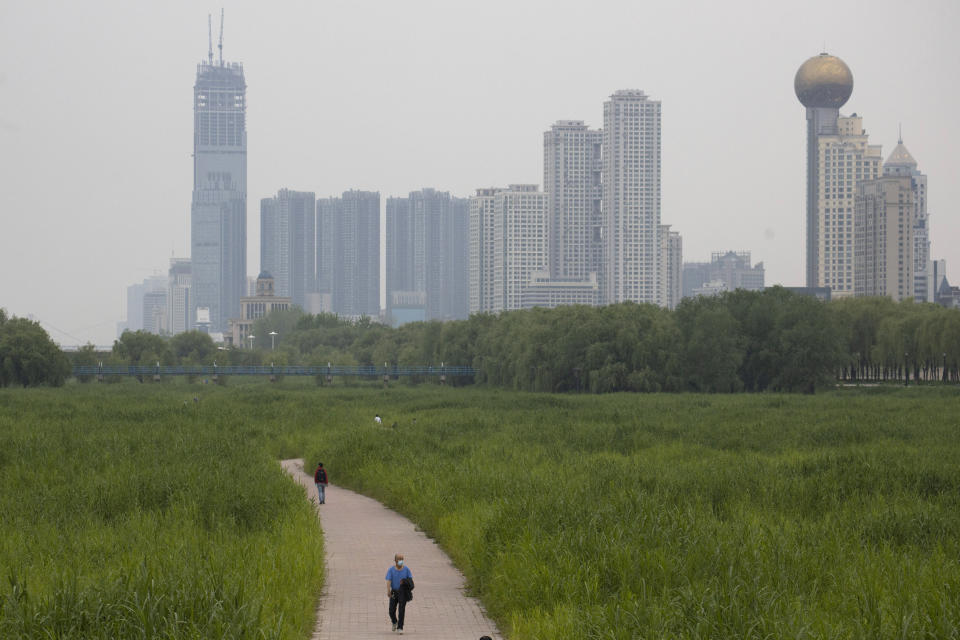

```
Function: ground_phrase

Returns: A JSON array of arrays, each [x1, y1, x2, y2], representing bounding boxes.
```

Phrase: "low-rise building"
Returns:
[[227, 271, 291, 348]]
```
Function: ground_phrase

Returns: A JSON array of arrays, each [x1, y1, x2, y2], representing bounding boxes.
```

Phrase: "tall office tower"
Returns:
[[881, 136, 929, 299], [469, 188, 499, 314], [795, 53, 882, 297], [602, 90, 662, 305], [261, 189, 316, 309], [168, 258, 192, 335], [544, 121, 603, 282], [316, 190, 380, 317], [659, 225, 682, 309], [854, 176, 914, 300], [386, 189, 469, 324], [190, 28, 247, 332]]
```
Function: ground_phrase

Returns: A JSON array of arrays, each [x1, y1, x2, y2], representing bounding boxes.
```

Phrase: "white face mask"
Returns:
[[397, 560, 404, 567]]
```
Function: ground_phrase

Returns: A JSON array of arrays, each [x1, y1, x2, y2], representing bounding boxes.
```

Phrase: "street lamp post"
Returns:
[[269, 330, 278, 351], [248, 334, 255, 350]]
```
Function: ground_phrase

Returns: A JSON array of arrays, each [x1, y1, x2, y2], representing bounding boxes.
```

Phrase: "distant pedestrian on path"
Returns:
[[375, 414, 383, 425], [386, 553, 413, 634], [314, 462, 328, 504]]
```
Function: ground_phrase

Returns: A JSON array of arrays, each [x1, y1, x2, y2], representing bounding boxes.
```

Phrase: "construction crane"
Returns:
[[207, 14, 213, 65], [218, 8, 224, 66]]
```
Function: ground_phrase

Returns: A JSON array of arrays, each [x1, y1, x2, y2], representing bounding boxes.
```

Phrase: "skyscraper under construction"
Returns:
[[190, 13, 247, 332]]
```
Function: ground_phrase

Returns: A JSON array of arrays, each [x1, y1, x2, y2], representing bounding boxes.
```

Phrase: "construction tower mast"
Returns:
[[207, 14, 213, 65], [218, 9, 224, 66]]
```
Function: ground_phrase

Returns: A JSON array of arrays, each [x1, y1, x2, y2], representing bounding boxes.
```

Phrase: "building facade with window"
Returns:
[[190, 55, 247, 332], [261, 189, 316, 309], [602, 90, 662, 305]]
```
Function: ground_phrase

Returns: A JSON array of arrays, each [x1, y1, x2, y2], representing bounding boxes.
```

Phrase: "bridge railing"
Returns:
[[72, 365, 476, 377]]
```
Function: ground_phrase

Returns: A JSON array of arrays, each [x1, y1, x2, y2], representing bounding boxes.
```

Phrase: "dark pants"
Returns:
[[389, 593, 407, 629]]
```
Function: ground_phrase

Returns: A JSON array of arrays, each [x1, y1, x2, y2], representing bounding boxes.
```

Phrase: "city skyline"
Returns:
[[2, 1, 959, 345]]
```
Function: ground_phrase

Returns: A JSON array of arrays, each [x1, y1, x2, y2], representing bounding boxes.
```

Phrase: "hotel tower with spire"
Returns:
[[795, 53, 882, 297]]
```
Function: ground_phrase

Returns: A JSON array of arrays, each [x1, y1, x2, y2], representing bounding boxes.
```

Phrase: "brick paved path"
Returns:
[[281, 459, 503, 640]]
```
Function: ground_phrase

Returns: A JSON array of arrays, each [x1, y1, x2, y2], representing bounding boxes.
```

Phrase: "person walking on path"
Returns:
[[386, 553, 413, 634], [314, 462, 328, 504]]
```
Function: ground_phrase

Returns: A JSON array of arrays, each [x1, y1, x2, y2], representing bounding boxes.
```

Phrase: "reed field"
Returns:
[[2, 381, 960, 639], [0, 383, 325, 639]]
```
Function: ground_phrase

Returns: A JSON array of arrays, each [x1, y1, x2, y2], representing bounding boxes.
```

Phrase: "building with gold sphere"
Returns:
[[795, 53, 853, 109], [795, 53, 881, 296]]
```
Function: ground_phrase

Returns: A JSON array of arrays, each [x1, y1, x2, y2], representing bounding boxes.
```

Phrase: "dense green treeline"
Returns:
[[244, 289, 960, 393], [70, 289, 960, 393]]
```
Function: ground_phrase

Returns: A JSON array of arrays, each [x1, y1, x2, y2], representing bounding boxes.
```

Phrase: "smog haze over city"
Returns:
[[1, 0, 958, 346]]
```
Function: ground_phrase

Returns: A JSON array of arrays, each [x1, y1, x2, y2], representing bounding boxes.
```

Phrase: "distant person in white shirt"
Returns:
[[375, 414, 382, 424]]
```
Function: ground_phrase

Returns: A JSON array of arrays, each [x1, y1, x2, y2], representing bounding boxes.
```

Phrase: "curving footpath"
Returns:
[[281, 459, 503, 640]]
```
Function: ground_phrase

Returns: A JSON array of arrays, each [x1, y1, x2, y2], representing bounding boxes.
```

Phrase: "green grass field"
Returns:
[[2, 382, 959, 639]]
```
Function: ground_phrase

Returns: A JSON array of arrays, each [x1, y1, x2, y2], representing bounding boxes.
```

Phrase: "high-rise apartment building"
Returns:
[[855, 176, 914, 300], [881, 137, 929, 300], [316, 190, 380, 318], [795, 53, 882, 297], [469, 188, 499, 315], [544, 121, 603, 282], [659, 225, 682, 309], [168, 258, 192, 335], [602, 90, 662, 305], [496, 186, 548, 312], [386, 189, 468, 324], [190, 43, 247, 332], [468, 185, 548, 313], [261, 189, 316, 309]]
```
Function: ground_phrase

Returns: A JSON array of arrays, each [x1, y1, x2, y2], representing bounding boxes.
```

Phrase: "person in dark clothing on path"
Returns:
[[385, 552, 412, 634], [314, 462, 328, 504]]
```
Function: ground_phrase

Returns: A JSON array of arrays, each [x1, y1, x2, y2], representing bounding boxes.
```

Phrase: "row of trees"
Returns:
[[0, 309, 71, 387], [57, 288, 960, 393], [239, 288, 960, 393]]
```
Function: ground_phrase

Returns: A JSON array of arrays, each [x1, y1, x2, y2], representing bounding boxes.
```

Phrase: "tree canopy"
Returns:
[[0, 310, 71, 387], [198, 288, 959, 393]]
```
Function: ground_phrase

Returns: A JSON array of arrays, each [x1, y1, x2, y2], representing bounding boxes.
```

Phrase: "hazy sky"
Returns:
[[2, 0, 958, 346]]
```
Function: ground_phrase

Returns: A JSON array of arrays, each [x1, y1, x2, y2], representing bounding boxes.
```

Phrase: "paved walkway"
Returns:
[[281, 459, 503, 640]]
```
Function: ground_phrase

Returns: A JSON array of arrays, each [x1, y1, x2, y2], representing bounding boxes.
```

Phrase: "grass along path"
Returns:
[[281, 458, 502, 640]]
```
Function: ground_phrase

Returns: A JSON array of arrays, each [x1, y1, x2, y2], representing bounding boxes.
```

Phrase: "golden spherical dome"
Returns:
[[794, 53, 853, 108]]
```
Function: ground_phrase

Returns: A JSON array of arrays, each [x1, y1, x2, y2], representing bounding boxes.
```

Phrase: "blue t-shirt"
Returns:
[[386, 565, 412, 590]]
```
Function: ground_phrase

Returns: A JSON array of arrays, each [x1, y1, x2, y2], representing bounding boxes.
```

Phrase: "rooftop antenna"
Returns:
[[218, 8, 224, 66], [898, 123, 903, 144], [207, 14, 213, 65]]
